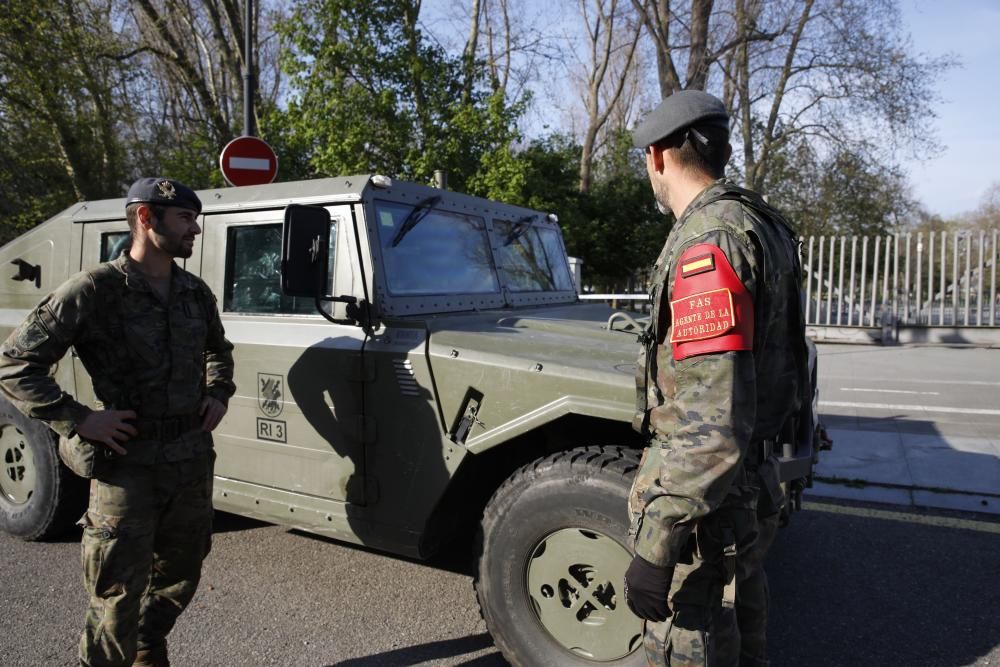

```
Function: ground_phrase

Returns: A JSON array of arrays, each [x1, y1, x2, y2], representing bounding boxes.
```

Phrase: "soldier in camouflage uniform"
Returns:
[[623, 91, 808, 666], [0, 178, 235, 667]]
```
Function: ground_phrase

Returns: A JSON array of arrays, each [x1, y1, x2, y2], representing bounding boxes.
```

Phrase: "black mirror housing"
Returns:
[[281, 204, 331, 297]]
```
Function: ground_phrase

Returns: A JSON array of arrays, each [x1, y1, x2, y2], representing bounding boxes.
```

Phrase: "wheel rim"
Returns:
[[0, 423, 37, 505], [524, 527, 643, 661]]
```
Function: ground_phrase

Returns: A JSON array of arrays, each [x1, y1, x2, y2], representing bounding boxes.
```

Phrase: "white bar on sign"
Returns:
[[229, 157, 270, 171]]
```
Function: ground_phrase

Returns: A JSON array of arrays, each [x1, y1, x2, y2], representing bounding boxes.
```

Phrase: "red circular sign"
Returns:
[[219, 136, 278, 186]]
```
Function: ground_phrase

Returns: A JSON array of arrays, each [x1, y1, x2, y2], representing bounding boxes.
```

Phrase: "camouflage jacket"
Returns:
[[629, 180, 807, 567], [0, 254, 235, 459]]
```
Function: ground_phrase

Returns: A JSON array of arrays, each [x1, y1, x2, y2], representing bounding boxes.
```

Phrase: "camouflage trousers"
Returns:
[[78, 450, 215, 667], [643, 486, 780, 667]]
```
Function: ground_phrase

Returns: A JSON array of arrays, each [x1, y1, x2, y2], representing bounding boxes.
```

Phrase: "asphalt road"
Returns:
[[2, 344, 999, 666], [2, 500, 999, 666], [815, 343, 1000, 440]]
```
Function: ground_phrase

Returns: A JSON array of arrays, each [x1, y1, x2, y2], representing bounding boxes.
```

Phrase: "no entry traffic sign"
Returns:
[[219, 136, 278, 186]]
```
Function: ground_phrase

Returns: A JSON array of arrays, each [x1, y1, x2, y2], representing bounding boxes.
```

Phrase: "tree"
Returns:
[[530, 131, 669, 290], [617, 0, 954, 240], [719, 0, 954, 194], [958, 183, 1000, 232], [764, 138, 915, 237], [274, 0, 525, 194], [0, 0, 138, 240], [630, 0, 735, 96], [572, 0, 642, 194], [125, 0, 288, 186]]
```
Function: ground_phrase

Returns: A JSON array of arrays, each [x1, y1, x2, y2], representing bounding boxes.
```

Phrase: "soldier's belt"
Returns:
[[133, 414, 202, 442]]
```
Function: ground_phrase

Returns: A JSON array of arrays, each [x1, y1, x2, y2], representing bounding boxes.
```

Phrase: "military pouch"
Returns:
[[755, 455, 786, 518], [58, 434, 113, 479]]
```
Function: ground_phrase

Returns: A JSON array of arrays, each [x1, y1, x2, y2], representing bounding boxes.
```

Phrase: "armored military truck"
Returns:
[[0, 175, 821, 666]]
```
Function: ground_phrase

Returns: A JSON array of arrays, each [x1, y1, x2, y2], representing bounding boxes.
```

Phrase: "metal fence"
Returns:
[[804, 230, 999, 329], [577, 228, 1000, 344]]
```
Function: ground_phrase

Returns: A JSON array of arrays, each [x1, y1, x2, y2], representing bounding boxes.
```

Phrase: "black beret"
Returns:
[[126, 177, 202, 214], [632, 90, 730, 149]]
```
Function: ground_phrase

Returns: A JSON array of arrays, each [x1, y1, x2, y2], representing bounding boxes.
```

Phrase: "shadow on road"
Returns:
[[326, 632, 503, 666], [286, 525, 480, 577], [211, 510, 272, 534], [768, 503, 1000, 666]]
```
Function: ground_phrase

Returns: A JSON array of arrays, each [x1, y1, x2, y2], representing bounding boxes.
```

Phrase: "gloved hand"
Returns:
[[623, 554, 674, 622]]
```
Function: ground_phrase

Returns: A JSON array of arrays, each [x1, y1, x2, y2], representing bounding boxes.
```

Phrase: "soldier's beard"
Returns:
[[652, 185, 671, 216], [151, 219, 194, 258]]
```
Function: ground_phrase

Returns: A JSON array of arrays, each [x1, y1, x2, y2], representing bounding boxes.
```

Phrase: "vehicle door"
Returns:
[[201, 206, 368, 504]]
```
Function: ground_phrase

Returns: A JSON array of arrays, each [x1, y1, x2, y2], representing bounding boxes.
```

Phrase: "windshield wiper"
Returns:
[[504, 215, 537, 246], [391, 195, 442, 247]]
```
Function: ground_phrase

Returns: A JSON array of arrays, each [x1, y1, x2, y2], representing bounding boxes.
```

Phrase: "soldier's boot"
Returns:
[[132, 643, 168, 667]]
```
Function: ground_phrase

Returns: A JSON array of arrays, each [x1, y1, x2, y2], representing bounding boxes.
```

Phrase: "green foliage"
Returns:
[[272, 0, 524, 193], [763, 139, 914, 238], [0, 0, 136, 240], [570, 132, 670, 290], [495, 132, 669, 291]]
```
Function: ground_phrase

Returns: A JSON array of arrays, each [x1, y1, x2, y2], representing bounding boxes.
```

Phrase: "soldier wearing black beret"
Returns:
[[126, 177, 203, 215], [0, 176, 234, 667], [624, 91, 810, 667]]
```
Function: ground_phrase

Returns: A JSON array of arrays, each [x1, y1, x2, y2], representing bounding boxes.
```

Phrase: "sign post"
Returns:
[[219, 136, 278, 187]]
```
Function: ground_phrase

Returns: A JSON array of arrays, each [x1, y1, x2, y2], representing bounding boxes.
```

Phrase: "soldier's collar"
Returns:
[[114, 254, 198, 292]]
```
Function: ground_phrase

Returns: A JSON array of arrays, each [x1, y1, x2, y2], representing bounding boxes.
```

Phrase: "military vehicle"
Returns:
[[0, 175, 821, 666]]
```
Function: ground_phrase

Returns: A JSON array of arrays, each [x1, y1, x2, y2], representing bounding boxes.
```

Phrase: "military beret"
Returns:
[[632, 90, 730, 149], [126, 177, 202, 214]]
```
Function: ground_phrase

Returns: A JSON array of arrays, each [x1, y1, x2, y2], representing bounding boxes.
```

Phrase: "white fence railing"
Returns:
[[578, 229, 1000, 337], [804, 230, 998, 328]]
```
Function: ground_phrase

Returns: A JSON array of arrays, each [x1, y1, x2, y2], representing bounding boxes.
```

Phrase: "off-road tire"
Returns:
[[0, 395, 87, 540], [475, 446, 645, 667]]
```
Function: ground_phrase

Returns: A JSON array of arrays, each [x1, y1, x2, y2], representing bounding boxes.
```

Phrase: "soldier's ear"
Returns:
[[647, 144, 666, 173], [135, 204, 153, 230]]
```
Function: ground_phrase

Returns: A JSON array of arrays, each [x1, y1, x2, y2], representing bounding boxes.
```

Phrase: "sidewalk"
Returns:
[[806, 414, 1000, 516]]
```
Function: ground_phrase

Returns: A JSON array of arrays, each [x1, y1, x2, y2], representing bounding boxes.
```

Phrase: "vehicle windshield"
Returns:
[[375, 201, 499, 296], [492, 221, 575, 292]]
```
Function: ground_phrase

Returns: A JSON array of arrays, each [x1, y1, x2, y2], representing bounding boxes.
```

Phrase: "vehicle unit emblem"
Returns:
[[258, 373, 284, 417]]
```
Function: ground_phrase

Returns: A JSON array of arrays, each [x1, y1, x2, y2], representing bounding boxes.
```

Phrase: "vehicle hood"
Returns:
[[426, 302, 642, 376], [416, 302, 644, 449]]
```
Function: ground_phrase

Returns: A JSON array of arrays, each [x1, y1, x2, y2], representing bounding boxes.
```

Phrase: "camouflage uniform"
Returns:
[[630, 180, 807, 666], [0, 253, 235, 667]]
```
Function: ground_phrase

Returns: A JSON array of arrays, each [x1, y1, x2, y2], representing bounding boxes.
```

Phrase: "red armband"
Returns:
[[668, 243, 753, 361]]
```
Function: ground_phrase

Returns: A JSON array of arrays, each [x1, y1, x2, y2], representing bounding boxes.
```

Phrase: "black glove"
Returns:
[[623, 554, 674, 622]]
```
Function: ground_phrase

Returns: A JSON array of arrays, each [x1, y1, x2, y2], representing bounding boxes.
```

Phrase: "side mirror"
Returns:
[[281, 204, 331, 298]]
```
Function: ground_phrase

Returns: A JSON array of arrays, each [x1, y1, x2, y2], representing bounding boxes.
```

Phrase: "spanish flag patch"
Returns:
[[680, 253, 715, 277]]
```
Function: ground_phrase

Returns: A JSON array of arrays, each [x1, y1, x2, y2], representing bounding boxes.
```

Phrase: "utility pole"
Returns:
[[243, 0, 256, 137]]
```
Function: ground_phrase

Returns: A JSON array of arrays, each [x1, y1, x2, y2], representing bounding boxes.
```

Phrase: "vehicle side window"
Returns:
[[100, 231, 131, 262], [224, 222, 337, 314]]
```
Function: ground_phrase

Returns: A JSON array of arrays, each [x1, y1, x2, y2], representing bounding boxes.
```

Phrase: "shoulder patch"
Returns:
[[680, 253, 715, 277], [669, 288, 735, 342], [669, 243, 753, 361]]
